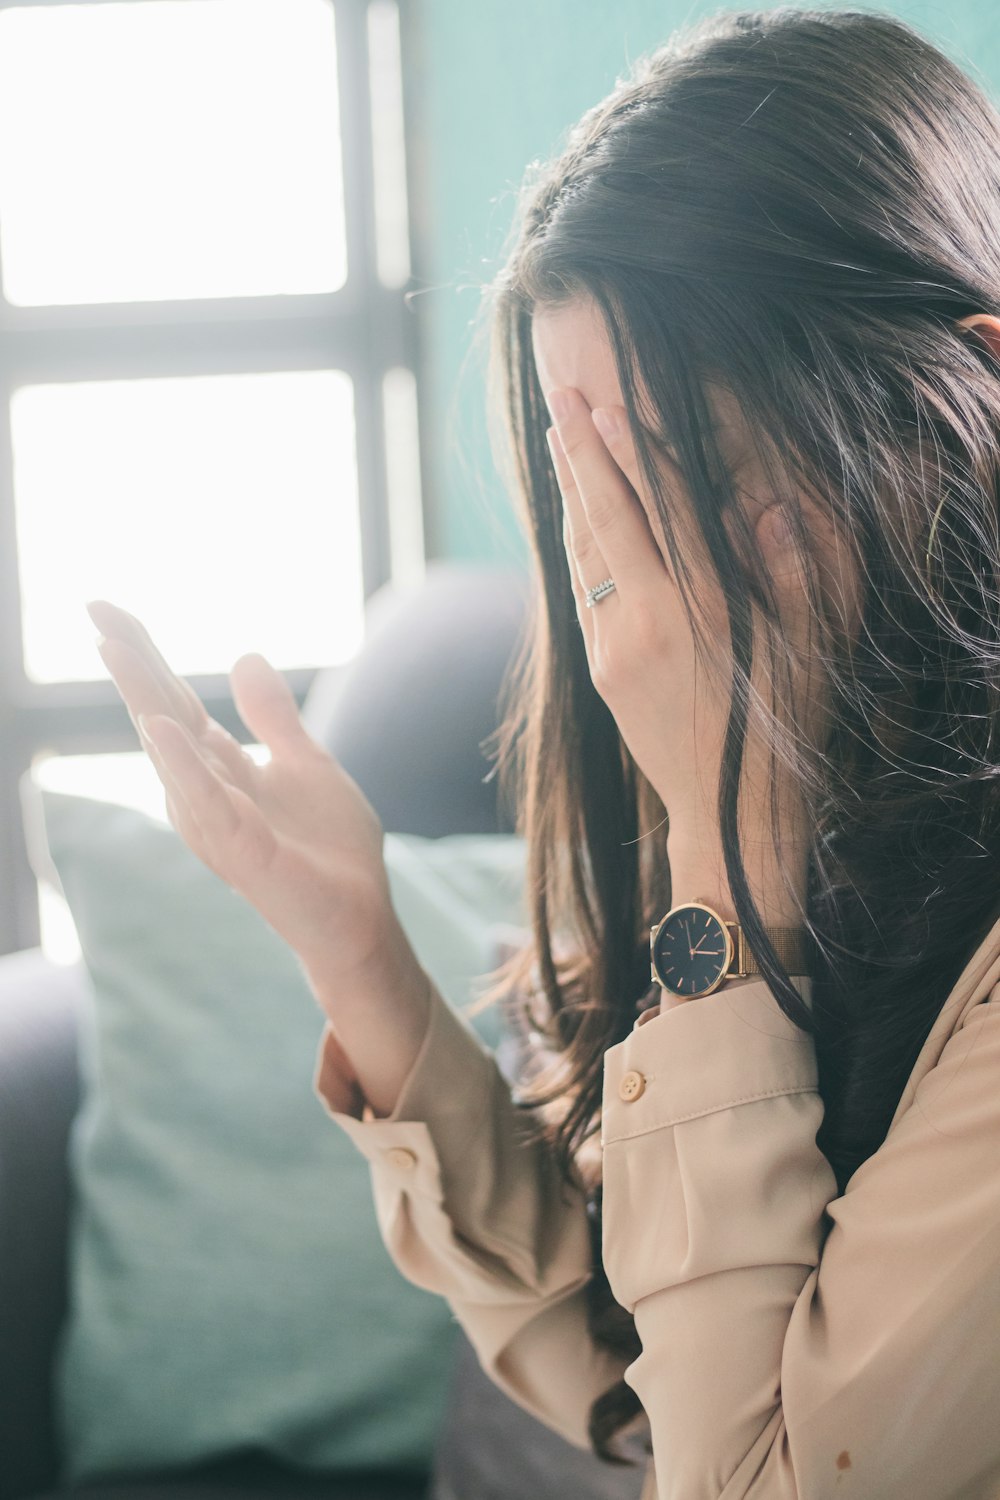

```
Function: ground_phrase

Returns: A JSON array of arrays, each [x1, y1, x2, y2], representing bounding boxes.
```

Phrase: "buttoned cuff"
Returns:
[[312, 973, 498, 1198], [600, 976, 827, 1314], [602, 975, 816, 1144], [312, 974, 594, 1303]]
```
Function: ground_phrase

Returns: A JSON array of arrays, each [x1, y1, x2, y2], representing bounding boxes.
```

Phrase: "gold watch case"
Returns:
[[649, 898, 740, 1000], [650, 897, 810, 999]]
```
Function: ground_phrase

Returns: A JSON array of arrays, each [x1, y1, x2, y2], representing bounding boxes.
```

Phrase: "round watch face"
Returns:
[[651, 903, 733, 998]]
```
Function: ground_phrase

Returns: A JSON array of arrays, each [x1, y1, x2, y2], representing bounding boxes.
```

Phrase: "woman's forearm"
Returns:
[[302, 910, 434, 1119]]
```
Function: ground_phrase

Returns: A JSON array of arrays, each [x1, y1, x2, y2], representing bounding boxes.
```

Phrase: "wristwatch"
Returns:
[[650, 898, 811, 1000]]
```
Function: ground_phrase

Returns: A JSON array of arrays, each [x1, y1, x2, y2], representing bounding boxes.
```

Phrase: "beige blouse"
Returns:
[[312, 912, 1000, 1499]]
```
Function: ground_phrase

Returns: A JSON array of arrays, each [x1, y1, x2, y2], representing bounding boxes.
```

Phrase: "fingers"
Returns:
[[551, 425, 595, 616], [228, 652, 314, 757], [144, 731, 212, 863], [87, 599, 209, 736], [545, 388, 667, 603], [140, 714, 276, 874], [591, 407, 658, 518], [139, 713, 239, 839], [96, 632, 259, 799], [97, 635, 175, 718]]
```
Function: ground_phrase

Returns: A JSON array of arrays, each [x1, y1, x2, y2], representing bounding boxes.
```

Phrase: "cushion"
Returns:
[[27, 785, 526, 1487]]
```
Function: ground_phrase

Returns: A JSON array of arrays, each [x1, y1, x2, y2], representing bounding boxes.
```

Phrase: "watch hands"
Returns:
[[683, 921, 723, 963]]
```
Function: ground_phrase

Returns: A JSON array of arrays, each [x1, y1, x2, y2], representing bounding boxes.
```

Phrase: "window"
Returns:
[[0, 0, 426, 960]]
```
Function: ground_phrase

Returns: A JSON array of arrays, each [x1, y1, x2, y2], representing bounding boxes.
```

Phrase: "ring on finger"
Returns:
[[584, 576, 618, 608]]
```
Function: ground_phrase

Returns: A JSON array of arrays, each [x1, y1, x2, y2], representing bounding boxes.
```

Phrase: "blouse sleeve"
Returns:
[[311, 973, 634, 1453], [601, 972, 1000, 1499]]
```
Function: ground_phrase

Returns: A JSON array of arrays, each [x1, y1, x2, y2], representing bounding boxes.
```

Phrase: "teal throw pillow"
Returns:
[[29, 785, 527, 1485]]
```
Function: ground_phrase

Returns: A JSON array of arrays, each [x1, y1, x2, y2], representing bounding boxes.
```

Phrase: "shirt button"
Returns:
[[385, 1146, 417, 1171], [619, 1070, 646, 1102]]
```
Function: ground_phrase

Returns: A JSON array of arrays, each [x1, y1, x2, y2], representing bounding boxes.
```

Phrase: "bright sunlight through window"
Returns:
[[0, 0, 345, 305], [12, 369, 366, 684], [0, 0, 419, 960]]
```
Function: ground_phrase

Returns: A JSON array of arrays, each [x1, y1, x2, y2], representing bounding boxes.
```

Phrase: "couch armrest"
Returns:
[[304, 561, 531, 838], [0, 947, 88, 1500]]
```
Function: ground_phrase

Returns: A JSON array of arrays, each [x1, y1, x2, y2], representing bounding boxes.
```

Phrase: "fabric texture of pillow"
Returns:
[[28, 786, 527, 1486]]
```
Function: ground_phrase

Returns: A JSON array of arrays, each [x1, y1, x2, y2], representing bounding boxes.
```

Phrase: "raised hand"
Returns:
[[542, 385, 817, 927], [86, 599, 399, 1004]]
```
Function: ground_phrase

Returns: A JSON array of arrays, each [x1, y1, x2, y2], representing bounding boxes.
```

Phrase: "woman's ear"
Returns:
[[956, 312, 1000, 360]]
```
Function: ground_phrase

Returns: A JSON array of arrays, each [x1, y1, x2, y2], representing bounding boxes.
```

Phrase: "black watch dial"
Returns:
[[651, 904, 732, 998]]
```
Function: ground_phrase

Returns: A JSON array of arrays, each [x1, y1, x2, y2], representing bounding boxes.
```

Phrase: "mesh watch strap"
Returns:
[[727, 923, 811, 976]]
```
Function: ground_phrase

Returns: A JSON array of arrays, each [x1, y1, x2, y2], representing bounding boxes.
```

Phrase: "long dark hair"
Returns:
[[464, 5, 1000, 1466]]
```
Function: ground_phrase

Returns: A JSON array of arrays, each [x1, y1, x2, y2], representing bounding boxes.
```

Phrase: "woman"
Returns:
[[88, 7, 1000, 1495]]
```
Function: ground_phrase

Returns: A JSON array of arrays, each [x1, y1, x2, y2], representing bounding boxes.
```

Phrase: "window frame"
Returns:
[[0, 0, 426, 956]]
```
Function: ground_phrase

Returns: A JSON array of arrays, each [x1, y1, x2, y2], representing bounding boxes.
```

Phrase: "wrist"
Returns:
[[303, 903, 421, 1012], [665, 835, 807, 930], [303, 910, 435, 1120]]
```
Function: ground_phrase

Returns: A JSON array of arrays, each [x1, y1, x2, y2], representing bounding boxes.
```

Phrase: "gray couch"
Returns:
[[0, 562, 647, 1500]]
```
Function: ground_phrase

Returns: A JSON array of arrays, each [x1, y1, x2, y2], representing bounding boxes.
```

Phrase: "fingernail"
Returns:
[[545, 388, 572, 424], [592, 407, 620, 443]]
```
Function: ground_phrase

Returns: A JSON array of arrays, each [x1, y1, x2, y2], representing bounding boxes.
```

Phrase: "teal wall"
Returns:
[[412, 0, 1000, 568]]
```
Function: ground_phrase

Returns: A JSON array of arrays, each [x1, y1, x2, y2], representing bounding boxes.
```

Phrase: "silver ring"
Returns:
[[585, 577, 617, 608]]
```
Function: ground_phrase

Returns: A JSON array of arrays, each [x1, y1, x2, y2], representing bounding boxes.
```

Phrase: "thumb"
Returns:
[[229, 652, 313, 755], [762, 502, 810, 598], [761, 503, 798, 573], [759, 505, 831, 746]]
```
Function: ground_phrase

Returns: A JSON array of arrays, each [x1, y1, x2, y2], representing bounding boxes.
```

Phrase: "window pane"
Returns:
[[12, 370, 365, 683], [0, 0, 346, 306]]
